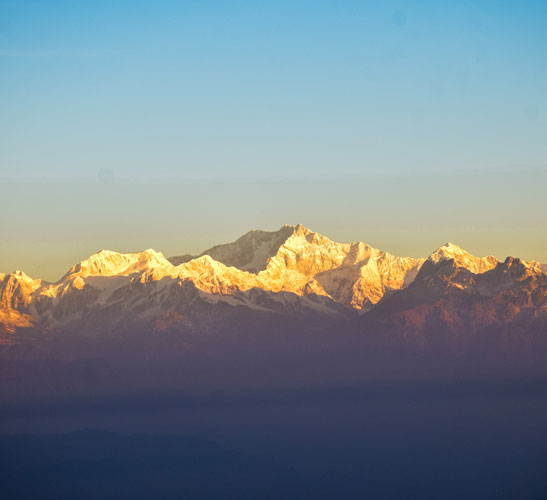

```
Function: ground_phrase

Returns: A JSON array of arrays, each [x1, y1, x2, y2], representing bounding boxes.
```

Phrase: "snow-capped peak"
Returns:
[[170, 225, 297, 273], [428, 243, 499, 274], [429, 242, 468, 261], [526, 260, 547, 275], [64, 248, 173, 279], [0, 270, 41, 289], [11, 270, 36, 282]]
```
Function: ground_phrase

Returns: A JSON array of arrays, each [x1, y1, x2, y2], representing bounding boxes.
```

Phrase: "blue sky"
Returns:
[[1, 1, 546, 279]]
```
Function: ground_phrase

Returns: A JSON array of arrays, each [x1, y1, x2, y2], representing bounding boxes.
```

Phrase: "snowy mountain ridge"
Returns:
[[1, 224, 545, 338]]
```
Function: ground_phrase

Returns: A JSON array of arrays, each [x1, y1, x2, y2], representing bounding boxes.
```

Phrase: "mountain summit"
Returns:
[[170, 224, 424, 309], [428, 242, 499, 274]]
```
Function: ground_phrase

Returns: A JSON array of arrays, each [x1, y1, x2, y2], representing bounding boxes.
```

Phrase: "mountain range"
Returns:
[[1, 224, 547, 354]]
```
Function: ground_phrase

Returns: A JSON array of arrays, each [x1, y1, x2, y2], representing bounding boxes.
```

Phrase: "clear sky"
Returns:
[[1, 1, 546, 280]]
